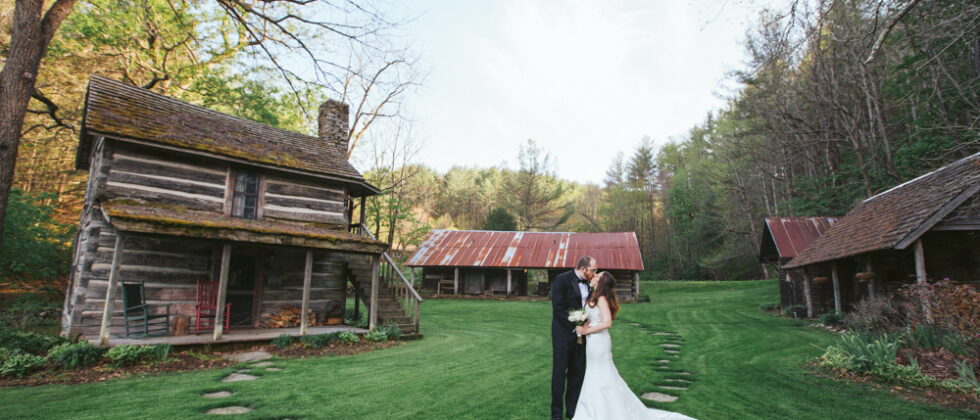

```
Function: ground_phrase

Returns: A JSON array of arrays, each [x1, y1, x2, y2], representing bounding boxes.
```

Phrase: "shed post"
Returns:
[[866, 255, 876, 299], [300, 250, 313, 336], [410, 268, 415, 287], [634, 272, 640, 301], [831, 262, 842, 313], [369, 254, 379, 330], [801, 268, 814, 318], [98, 233, 124, 345], [507, 269, 512, 296], [454, 267, 459, 296], [913, 239, 933, 323], [359, 196, 366, 230], [213, 244, 232, 341]]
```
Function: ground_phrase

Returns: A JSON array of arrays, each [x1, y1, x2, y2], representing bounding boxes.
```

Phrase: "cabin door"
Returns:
[[228, 253, 258, 327]]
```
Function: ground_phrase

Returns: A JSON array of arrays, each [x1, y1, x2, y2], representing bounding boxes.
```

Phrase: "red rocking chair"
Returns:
[[195, 279, 231, 334]]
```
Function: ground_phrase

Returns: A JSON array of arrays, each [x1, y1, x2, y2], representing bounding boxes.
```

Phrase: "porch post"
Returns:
[[300, 250, 313, 336], [866, 255, 876, 299], [831, 262, 842, 313], [454, 267, 459, 296], [634, 272, 640, 301], [369, 254, 379, 330], [98, 233, 124, 345], [410, 268, 415, 287], [506, 269, 512, 296], [213, 244, 232, 341], [359, 196, 366, 229], [913, 239, 933, 323], [801, 268, 814, 318]]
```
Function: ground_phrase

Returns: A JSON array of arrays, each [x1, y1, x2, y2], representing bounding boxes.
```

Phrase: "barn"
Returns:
[[758, 217, 838, 317], [784, 152, 980, 317], [405, 230, 644, 301]]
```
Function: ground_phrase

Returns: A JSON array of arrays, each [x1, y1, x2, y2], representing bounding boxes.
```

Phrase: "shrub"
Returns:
[[637, 295, 651, 303], [904, 323, 971, 356], [837, 333, 900, 373], [272, 334, 293, 349], [819, 312, 844, 325], [899, 278, 980, 339], [954, 359, 978, 389], [844, 296, 905, 333], [364, 329, 388, 342], [0, 347, 48, 378], [818, 345, 854, 371], [300, 333, 339, 348], [48, 341, 104, 369], [0, 328, 67, 355], [337, 331, 359, 344], [0, 188, 73, 282], [344, 308, 368, 328], [105, 344, 171, 367], [759, 303, 779, 312]]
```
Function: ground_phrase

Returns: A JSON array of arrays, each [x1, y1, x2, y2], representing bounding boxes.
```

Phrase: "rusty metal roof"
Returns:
[[406, 230, 644, 270], [761, 217, 838, 260]]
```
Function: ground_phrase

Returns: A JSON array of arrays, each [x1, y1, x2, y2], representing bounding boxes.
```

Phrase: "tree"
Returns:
[[482, 207, 517, 231], [505, 139, 573, 231]]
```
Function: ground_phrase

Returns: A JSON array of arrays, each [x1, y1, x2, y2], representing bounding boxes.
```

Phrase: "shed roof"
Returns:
[[785, 152, 980, 269], [406, 230, 644, 271], [76, 75, 377, 195], [759, 217, 838, 261]]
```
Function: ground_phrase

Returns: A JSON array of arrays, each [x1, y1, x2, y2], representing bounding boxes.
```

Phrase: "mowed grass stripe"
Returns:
[[1, 281, 977, 419]]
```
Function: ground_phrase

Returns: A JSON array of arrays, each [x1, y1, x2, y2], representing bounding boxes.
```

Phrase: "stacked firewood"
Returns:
[[265, 305, 317, 328]]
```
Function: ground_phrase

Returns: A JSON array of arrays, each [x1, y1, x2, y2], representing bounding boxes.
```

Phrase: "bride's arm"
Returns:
[[584, 297, 613, 335]]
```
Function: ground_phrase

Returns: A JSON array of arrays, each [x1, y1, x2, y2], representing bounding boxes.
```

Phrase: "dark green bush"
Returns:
[[364, 329, 388, 342], [837, 333, 900, 373], [272, 333, 293, 349], [637, 295, 651, 303], [0, 347, 48, 378], [105, 344, 171, 367], [0, 327, 67, 355], [0, 188, 73, 282], [760, 303, 779, 312], [300, 332, 339, 348], [344, 307, 368, 328], [904, 324, 970, 356], [819, 312, 844, 325], [48, 341, 104, 369]]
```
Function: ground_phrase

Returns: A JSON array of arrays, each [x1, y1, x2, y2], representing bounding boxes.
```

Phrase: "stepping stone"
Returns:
[[222, 373, 258, 382], [202, 391, 232, 398], [207, 406, 252, 415], [641, 392, 678, 403], [654, 359, 671, 363], [266, 367, 283, 372], [225, 351, 273, 363], [629, 323, 640, 326], [663, 378, 692, 383], [675, 372, 692, 376], [664, 349, 680, 354], [235, 369, 251, 373], [251, 361, 274, 367], [660, 343, 680, 348], [657, 385, 688, 390], [653, 332, 673, 336]]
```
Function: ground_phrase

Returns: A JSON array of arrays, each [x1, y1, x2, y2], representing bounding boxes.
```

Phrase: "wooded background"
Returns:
[[2, 0, 978, 287]]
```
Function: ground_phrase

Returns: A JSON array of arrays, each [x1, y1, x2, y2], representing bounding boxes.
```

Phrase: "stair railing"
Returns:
[[358, 224, 423, 332]]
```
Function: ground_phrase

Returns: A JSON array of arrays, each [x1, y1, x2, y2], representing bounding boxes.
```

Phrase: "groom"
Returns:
[[551, 255, 597, 420]]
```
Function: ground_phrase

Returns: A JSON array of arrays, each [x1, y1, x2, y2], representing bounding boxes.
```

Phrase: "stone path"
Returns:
[[626, 322, 696, 406], [204, 351, 286, 415]]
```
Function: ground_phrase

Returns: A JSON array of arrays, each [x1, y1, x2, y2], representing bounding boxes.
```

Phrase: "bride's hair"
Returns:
[[587, 271, 620, 320]]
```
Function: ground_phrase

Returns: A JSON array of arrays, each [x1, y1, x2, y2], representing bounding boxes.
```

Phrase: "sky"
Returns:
[[387, 0, 768, 184]]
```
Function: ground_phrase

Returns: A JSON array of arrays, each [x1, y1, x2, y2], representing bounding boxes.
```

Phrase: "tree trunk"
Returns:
[[0, 0, 77, 250]]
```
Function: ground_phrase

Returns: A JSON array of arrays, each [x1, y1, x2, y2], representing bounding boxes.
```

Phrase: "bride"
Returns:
[[572, 272, 695, 420]]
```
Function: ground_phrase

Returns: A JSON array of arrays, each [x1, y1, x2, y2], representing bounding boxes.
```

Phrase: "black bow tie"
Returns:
[[578, 278, 588, 284]]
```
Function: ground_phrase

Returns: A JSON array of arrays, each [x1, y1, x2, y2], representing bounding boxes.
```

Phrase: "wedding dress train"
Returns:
[[572, 304, 695, 420]]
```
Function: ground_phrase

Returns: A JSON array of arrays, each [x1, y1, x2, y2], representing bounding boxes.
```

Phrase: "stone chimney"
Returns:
[[318, 99, 350, 158]]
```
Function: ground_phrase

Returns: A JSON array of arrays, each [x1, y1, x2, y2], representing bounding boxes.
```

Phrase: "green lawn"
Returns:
[[1, 280, 977, 419]]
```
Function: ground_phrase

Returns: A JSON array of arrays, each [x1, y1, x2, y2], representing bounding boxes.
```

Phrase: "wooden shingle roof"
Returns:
[[76, 75, 376, 194], [785, 152, 980, 269]]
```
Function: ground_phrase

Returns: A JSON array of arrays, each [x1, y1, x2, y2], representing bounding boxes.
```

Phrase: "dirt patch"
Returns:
[[0, 353, 235, 388]]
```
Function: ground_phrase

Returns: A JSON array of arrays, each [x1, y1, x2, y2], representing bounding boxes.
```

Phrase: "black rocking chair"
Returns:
[[120, 282, 171, 338]]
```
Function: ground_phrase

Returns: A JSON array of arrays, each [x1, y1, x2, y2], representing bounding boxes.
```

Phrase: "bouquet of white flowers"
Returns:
[[568, 308, 589, 344]]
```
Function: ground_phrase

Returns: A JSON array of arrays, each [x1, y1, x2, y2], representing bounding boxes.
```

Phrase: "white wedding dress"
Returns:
[[572, 304, 696, 420]]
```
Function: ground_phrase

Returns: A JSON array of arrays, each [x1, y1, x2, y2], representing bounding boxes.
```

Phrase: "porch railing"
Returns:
[[357, 224, 422, 332]]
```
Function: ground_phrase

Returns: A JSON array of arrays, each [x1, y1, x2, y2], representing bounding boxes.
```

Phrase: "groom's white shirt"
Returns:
[[575, 272, 589, 307]]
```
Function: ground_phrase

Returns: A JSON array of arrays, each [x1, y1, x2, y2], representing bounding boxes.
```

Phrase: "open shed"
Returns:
[[784, 152, 980, 317], [759, 217, 838, 316], [405, 230, 644, 301]]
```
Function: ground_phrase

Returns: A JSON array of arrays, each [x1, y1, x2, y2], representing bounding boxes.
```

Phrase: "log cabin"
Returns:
[[405, 230, 644, 301], [784, 152, 980, 317], [758, 217, 840, 317], [63, 75, 421, 346]]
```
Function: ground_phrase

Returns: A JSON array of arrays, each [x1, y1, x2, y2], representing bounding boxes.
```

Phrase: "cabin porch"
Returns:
[[96, 324, 370, 347]]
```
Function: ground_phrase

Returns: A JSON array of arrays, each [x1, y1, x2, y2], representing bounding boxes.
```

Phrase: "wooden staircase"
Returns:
[[350, 224, 423, 336]]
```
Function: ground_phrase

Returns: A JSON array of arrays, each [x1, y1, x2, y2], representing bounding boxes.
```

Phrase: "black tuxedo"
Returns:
[[551, 269, 590, 419]]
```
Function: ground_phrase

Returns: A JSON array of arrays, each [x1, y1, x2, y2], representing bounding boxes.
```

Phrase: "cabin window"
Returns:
[[231, 170, 260, 219]]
